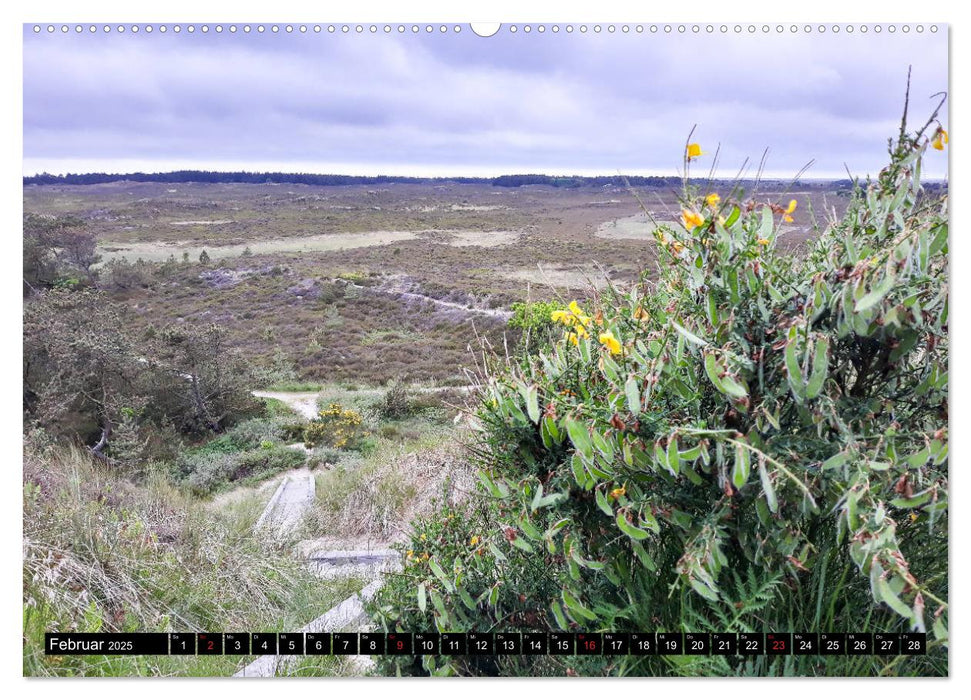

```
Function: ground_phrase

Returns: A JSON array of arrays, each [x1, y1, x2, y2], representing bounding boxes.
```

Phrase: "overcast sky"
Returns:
[[23, 25, 949, 179]]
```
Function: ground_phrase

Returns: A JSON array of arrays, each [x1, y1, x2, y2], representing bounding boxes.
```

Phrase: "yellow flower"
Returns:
[[669, 241, 684, 254], [633, 306, 649, 322], [566, 331, 580, 346], [609, 486, 626, 500], [574, 324, 590, 339], [420, 533, 427, 541], [406, 550, 414, 558], [932, 128, 948, 151], [705, 193, 721, 207], [782, 199, 797, 222], [686, 143, 704, 160], [568, 301, 592, 328], [598, 330, 622, 355], [682, 209, 705, 229], [757, 238, 770, 246], [470, 535, 480, 546]]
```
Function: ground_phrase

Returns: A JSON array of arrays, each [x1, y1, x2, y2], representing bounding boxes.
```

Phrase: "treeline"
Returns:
[[23, 170, 683, 189]]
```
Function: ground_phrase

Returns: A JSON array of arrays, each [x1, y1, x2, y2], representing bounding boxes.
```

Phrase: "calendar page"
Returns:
[[21, 12, 949, 683]]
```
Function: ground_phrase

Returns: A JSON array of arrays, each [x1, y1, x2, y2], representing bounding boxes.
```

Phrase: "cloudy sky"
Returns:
[[23, 24, 949, 179]]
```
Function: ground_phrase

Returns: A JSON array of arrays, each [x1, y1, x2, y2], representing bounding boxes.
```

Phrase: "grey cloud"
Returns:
[[23, 26, 948, 177]]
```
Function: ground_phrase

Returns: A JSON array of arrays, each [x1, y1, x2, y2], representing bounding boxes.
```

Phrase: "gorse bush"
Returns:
[[303, 403, 369, 450], [369, 111, 948, 676]]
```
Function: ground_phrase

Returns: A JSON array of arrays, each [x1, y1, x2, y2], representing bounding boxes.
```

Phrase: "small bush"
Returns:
[[379, 377, 416, 419], [303, 403, 368, 450], [179, 445, 305, 495]]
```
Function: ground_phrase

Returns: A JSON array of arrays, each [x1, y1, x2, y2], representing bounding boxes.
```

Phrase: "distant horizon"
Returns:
[[25, 165, 934, 184]]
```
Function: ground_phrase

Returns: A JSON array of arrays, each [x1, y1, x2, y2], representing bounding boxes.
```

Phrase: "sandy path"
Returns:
[[251, 391, 322, 420]]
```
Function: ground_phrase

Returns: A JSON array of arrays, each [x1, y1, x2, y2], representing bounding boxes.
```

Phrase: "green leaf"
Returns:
[[458, 587, 477, 610], [724, 205, 741, 228], [488, 542, 507, 561], [625, 376, 641, 414], [551, 600, 569, 630], [732, 441, 751, 489], [631, 540, 657, 572], [667, 436, 680, 475], [672, 321, 708, 347], [805, 336, 829, 399], [759, 458, 778, 513], [428, 558, 454, 593], [821, 451, 849, 471], [489, 584, 500, 607], [616, 510, 649, 540], [784, 326, 806, 401], [720, 374, 748, 399], [690, 577, 720, 602], [562, 589, 598, 622], [878, 577, 912, 618], [856, 273, 896, 313], [595, 488, 614, 517], [417, 582, 427, 613], [530, 483, 545, 512], [564, 418, 593, 462], [509, 536, 534, 553], [525, 385, 540, 424], [760, 205, 774, 241], [518, 516, 543, 541]]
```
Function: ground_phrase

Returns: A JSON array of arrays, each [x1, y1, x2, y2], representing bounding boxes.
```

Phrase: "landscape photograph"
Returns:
[[21, 22, 948, 679]]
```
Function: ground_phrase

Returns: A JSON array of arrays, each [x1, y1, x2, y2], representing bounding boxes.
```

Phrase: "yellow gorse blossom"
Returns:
[[569, 300, 592, 328], [757, 238, 770, 246], [932, 128, 948, 151], [554, 300, 594, 348], [682, 209, 705, 229], [550, 309, 572, 325], [599, 330, 622, 355], [705, 193, 721, 207], [783, 199, 797, 223], [610, 486, 626, 500], [686, 143, 704, 160]]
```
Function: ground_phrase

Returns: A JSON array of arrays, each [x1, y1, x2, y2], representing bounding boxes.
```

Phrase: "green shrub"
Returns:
[[303, 403, 369, 450], [179, 445, 305, 495], [508, 300, 560, 353], [379, 377, 416, 419], [368, 115, 948, 677]]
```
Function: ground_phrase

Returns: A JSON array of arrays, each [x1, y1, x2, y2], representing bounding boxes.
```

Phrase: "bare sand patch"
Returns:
[[500, 265, 612, 290], [596, 213, 683, 240], [169, 219, 234, 226], [444, 230, 520, 247], [97, 230, 420, 263], [448, 204, 507, 212]]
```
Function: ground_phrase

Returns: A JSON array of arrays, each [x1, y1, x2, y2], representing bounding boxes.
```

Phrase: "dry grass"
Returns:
[[22, 442, 361, 676], [299, 433, 475, 546]]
